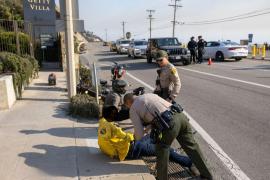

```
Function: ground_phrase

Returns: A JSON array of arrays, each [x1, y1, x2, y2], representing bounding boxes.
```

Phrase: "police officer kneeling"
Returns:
[[124, 93, 212, 180], [104, 79, 129, 121]]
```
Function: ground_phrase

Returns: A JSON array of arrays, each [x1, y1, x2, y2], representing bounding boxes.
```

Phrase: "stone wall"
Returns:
[[0, 75, 16, 110]]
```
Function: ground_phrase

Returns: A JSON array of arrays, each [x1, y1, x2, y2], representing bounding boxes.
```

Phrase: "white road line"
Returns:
[[214, 63, 270, 72], [179, 67, 270, 89], [125, 71, 251, 180]]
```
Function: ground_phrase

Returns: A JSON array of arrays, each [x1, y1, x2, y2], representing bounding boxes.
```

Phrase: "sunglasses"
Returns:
[[156, 59, 163, 62]]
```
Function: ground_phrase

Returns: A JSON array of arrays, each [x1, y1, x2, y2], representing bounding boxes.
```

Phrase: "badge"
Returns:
[[171, 67, 177, 75]]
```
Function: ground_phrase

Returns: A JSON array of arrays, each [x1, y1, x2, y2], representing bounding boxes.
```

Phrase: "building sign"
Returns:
[[23, 0, 56, 25], [248, 34, 253, 43], [28, 0, 51, 11], [23, 0, 56, 40]]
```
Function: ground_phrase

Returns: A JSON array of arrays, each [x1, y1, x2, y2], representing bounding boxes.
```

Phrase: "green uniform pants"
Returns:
[[156, 112, 212, 180]]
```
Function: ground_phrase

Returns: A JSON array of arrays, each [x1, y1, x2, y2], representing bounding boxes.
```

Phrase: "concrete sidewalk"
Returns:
[[0, 71, 154, 180]]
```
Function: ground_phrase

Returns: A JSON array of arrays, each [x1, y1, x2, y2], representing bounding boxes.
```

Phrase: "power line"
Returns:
[[147, 9, 155, 39], [169, 0, 182, 37], [184, 11, 270, 25], [187, 7, 270, 24], [134, 7, 270, 36]]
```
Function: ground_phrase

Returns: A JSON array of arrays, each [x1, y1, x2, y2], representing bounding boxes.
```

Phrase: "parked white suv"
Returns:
[[116, 39, 131, 54], [128, 40, 148, 58]]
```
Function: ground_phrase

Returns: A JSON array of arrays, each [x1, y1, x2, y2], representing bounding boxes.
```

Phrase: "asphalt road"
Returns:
[[81, 42, 270, 180]]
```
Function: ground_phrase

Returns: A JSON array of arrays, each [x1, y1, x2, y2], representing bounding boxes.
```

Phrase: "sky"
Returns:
[[76, 0, 270, 44]]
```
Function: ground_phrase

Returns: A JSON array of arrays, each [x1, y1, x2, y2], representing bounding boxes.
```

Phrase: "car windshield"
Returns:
[[156, 38, 179, 46], [120, 40, 130, 44], [134, 41, 147, 46], [222, 41, 239, 46]]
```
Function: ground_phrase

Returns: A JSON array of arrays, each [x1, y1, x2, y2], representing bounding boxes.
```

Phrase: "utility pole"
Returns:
[[105, 28, 107, 42], [121, 21, 127, 39], [147, 10, 155, 39], [64, 0, 76, 98], [169, 0, 182, 37]]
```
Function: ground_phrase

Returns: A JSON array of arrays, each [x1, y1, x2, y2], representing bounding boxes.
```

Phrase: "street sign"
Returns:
[[248, 34, 253, 43]]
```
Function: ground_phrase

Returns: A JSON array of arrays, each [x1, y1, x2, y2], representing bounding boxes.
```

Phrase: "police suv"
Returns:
[[146, 37, 191, 65]]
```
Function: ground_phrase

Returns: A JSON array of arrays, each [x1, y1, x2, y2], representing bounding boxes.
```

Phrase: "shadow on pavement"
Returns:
[[18, 145, 147, 177], [20, 127, 97, 139], [21, 97, 68, 102], [24, 86, 67, 92]]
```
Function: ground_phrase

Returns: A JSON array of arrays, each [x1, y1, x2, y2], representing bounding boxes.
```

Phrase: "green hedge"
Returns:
[[79, 65, 92, 86], [0, 31, 30, 54], [69, 94, 100, 119], [0, 61, 3, 73], [22, 54, 39, 78], [0, 52, 38, 98]]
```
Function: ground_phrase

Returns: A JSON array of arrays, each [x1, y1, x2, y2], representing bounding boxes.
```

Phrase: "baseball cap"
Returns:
[[155, 50, 168, 61]]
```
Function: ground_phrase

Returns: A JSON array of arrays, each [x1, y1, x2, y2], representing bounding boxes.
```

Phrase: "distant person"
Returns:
[[98, 106, 193, 169], [197, 36, 206, 64], [188, 36, 198, 64]]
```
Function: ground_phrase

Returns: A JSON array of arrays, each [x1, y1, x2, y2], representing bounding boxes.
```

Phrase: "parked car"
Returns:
[[204, 41, 248, 61], [146, 37, 190, 65], [103, 41, 109, 46], [110, 41, 117, 52], [116, 39, 131, 54], [128, 40, 148, 58]]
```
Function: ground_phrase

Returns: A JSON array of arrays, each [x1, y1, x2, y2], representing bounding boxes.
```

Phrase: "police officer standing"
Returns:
[[154, 50, 181, 102], [197, 36, 206, 64], [124, 93, 212, 180], [188, 36, 197, 64]]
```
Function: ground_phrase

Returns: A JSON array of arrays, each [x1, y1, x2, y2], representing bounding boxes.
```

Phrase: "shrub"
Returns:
[[0, 52, 35, 98], [79, 65, 92, 87], [69, 94, 99, 119], [22, 54, 39, 78], [0, 61, 3, 73], [0, 31, 30, 54]]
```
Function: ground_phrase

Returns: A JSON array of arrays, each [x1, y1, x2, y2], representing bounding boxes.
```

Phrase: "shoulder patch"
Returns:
[[171, 67, 177, 75]]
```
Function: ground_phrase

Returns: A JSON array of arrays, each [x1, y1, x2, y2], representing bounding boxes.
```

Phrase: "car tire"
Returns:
[[183, 58, 191, 66], [147, 55, 152, 63], [215, 51, 224, 61], [235, 57, 242, 61]]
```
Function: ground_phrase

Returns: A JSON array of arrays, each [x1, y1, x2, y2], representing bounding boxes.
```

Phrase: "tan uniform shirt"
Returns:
[[129, 93, 172, 140], [157, 63, 181, 99], [104, 92, 122, 110]]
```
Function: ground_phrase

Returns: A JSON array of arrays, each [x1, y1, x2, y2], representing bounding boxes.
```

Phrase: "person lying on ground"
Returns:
[[98, 105, 192, 169]]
